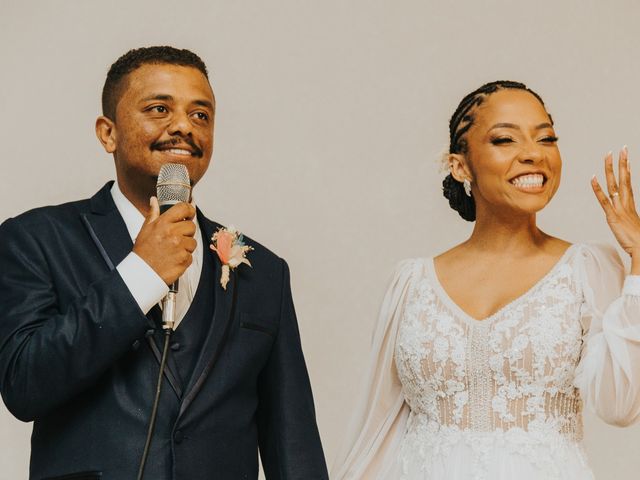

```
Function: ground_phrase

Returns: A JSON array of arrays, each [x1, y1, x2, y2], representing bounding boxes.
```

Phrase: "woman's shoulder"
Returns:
[[393, 257, 428, 270], [390, 258, 429, 283], [566, 243, 625, 292], [568, 242, 623, 266]]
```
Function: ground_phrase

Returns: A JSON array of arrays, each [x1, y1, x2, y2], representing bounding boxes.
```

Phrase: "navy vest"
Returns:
[[149, 231, 216, 395], [170, 242, 216, 390]]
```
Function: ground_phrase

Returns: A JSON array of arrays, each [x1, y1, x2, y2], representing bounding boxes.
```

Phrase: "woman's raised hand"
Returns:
[[591, 147, 640, 272]]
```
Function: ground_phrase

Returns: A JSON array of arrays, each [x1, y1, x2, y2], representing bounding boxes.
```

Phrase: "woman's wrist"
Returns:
[[629, 248, 640, 275]]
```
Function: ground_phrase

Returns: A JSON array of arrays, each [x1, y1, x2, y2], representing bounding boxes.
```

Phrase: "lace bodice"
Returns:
[[332, 243, 640, 480], [395, 247, 584, 438]]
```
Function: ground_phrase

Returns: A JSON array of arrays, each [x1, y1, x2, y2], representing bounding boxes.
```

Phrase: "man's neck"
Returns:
[[115, 176, 154, 217]]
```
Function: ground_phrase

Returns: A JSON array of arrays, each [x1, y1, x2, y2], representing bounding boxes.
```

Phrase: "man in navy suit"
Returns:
[[0, 46, 328, 479]]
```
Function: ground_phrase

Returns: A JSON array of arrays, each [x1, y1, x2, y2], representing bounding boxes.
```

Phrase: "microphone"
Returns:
[[138, 163, 191, 480], [157, 162, 191, 213], [156, 163, 191, 330]]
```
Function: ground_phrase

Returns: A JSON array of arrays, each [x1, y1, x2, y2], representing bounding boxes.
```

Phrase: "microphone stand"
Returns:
[[136, 281, 178, 480]]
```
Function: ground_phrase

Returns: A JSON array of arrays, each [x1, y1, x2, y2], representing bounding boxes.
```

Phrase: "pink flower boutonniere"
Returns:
[[210, 226, 253, 290]]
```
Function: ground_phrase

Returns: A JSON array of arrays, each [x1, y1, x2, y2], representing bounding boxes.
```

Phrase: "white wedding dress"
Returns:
[[332, 244, 640, 479]]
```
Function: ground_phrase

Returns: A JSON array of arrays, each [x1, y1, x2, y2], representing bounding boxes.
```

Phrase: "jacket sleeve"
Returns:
[[0, 216, 151, 421], [256, 259, 329, 479]]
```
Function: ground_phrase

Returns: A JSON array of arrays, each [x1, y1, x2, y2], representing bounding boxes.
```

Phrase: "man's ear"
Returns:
[[95, 116, 116, 154], [448, 153, 473, 183]]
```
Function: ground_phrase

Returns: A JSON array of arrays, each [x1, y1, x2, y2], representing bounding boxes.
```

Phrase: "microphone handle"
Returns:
[[159, 202, 181, 292], [158, 202, 180, 329], [158, 202, 174, 214]]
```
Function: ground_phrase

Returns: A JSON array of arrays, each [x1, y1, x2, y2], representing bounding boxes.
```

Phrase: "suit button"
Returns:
[[174, 430, 184, 444], [170, 342, 181, 351], [131, 340, 141, 350]]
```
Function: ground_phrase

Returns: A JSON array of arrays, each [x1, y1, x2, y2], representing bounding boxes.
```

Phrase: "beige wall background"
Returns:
[[2, 0, 640, 478]]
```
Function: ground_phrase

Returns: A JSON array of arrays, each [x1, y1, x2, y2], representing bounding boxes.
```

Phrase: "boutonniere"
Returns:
[[210, 226, 253, 290]]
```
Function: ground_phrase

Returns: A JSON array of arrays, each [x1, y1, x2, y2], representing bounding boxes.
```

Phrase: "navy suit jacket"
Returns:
[[0, 182, 328, 480]]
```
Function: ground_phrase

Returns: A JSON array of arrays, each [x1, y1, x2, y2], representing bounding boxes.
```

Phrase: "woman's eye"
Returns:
[[540, 136, 559, 144], [491, 137, 514, 145]]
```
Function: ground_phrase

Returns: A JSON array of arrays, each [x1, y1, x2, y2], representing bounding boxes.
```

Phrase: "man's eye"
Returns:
[[491, 137, 514, 145], [149, 105, 167, 113], [194, 112, 209, 121]]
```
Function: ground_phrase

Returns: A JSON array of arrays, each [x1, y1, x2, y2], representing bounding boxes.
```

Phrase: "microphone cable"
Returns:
[[136, 328, 172, 480]]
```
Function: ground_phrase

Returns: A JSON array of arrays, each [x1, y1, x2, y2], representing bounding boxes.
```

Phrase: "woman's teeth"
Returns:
[[511, 174, 544, 189]]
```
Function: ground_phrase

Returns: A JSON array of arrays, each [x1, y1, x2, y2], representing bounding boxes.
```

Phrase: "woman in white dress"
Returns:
[[332, 80, 640, 479]]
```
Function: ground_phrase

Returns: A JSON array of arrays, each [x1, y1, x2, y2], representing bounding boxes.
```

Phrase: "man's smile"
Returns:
[[164, 148, 192, 156], [151, 138, 203, 158]]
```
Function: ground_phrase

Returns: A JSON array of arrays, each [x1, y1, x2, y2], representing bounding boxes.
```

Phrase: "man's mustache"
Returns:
[[150, 137, 203, 158]]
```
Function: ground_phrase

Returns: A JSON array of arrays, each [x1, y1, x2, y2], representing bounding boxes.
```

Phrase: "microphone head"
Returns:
[[156, 163, 191, 209]]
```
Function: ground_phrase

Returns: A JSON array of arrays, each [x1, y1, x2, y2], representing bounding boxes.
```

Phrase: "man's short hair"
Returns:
[[101, 46, 209, 120]]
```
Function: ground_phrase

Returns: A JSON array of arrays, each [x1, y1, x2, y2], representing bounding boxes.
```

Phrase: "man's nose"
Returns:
[[167, 110, 193, 137]]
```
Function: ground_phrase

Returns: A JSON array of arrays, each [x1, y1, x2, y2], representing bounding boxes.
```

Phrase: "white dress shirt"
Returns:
[[111, 182, 204, 329]]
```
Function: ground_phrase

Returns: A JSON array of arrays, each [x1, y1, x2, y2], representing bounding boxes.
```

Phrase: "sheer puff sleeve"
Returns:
[[574, 243, 640, 427], [331, 259, 417, 479]]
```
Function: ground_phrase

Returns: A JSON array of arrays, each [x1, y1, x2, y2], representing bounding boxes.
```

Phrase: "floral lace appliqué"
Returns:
[[394, 250, 588, 479]]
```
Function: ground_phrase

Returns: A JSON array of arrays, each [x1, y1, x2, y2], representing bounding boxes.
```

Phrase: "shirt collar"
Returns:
[[110, 181, 145, 242]]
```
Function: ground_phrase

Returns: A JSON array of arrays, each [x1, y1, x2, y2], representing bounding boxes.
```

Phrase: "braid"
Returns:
[[442, 80, 550, 222]]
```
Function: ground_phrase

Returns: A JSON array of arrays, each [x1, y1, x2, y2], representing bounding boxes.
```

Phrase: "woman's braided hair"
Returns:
[[443, 80, 550, 221]]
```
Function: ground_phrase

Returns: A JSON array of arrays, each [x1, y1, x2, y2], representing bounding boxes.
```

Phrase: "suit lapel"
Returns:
[[81, 182, 182, 398], [179, 212, 239, 417], [81, 183, 133, 271]]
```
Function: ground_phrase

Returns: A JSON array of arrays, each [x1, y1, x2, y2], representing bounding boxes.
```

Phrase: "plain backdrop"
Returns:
[[2, 1, 640, 478]]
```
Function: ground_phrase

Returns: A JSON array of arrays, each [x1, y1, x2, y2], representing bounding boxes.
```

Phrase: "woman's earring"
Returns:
[[463, 178, 472, 197]]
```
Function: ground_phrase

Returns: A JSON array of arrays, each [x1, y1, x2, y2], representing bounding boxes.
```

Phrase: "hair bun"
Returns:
[[442, 174, 475, 221]]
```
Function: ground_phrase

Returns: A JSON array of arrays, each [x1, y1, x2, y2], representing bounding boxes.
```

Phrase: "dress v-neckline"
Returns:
[[426, 244, 578, 325]]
